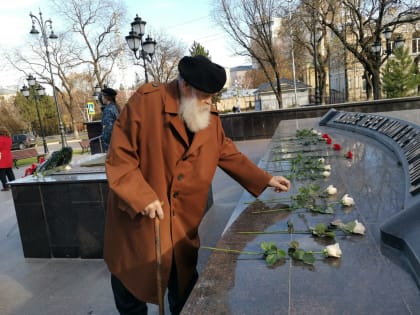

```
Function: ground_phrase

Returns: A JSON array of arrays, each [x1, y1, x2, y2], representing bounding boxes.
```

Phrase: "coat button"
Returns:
[[177, 174, 184, 181], [172, 191, 179, 198]]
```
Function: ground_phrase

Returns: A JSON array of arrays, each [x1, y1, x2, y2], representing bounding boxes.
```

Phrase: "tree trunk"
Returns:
[[275, 71, 283, 108]]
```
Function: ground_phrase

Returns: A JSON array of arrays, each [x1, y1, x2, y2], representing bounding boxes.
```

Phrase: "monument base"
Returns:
[[11, 160, 213, 259]]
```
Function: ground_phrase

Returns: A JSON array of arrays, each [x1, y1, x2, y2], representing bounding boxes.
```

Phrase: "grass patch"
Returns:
[[15, 157, 38, 168]]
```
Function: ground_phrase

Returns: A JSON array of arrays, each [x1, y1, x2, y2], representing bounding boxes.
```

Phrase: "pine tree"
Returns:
[[187, 41, 223, 105], [381, 47, 420, 98], [188, 41, 211, 59]]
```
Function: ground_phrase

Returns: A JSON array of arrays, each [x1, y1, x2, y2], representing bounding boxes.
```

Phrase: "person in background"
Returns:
[[104, 55, 291, 315], [100, 87, 119, 152], [0, 126, 15, 192]]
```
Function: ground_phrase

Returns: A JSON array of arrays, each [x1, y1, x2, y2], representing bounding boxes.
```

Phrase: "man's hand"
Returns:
[[268, 176, 291, 193], [141, 200, 164, 220]]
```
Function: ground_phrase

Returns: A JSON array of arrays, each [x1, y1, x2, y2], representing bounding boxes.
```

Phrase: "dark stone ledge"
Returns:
[[221, 96, 420, 140]]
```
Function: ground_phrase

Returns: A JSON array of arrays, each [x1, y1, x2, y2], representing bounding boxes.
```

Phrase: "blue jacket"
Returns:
[[101, 102, 119, 151]]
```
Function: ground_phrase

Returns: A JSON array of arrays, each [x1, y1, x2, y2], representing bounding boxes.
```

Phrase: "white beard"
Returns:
[[179, 96, 211, 132]]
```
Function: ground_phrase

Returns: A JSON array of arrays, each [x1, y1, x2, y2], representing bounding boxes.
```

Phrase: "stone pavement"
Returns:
[[0, 140, 269, 315]]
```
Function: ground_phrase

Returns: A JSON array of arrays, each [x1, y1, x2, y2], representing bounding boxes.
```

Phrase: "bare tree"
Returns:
[[0, 98, 27, 133], [146, 31, 187, 84], [5, 0, 128, 138], [243, 68, 269, 88], [52, 0, 127, 89], [284, 0, 330, 104], [306, 0, 420, 100], [212, 0, 285, 108], [6, 29, 92, 138]]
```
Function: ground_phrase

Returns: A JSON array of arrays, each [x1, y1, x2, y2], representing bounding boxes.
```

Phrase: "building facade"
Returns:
[[329, 21, 420, 102]]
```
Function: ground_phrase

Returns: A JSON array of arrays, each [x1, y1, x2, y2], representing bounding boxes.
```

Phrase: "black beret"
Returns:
[[101, 87, 117, 96], [178, 55, 226, 93]]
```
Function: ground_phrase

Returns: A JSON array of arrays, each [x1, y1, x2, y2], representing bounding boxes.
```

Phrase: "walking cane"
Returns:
[[155, 216, 164, 315]]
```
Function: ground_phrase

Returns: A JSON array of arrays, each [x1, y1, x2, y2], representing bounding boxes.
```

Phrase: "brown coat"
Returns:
[[104, 80, 272, 304]]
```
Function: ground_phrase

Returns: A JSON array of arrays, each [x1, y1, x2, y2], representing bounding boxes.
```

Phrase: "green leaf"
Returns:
[[325, 231, 336, 238], [265, 254, 277, 266], [342, 221, 356, 233], [302, 252, 316, 265], [288, 247, 296, 256], [313, 223, 327, 235], [261, 241, 275, 252], [293, 248, 306, 260], [276, 249, 286, 260], [311, 223, 336, 238]]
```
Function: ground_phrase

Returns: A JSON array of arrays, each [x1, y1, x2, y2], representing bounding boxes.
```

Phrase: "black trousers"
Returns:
[[0, 168, 15, 189], [111, 259, 198, 315]]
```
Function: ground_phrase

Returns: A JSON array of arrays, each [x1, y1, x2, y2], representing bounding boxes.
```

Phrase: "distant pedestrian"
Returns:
[[0, 126, 15, 191], [100, 87, 120, 152]]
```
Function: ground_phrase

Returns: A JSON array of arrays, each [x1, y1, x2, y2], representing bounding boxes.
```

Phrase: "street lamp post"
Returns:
[[125, 14, 157, 83], [92, 83, 101, 102], [313, 30, 321, 105], [312, 7, 321, 105], [21, 74, 49, 154], [371, 27, 405, 99], [287, 0, 298, 106], [29, 9, 67, 148]]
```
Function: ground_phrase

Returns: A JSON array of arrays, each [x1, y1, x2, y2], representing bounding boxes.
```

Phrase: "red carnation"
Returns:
[[24, 168, 32, 177], [322, 133, 330, 139], [23, 164, 38, 177], [326, 138, 332, 144], [346, 151, 353, 159], [333, 143, 341, 151]]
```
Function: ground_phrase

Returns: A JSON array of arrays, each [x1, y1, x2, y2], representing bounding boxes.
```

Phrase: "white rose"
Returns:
[[325, 243, 342, 258], [325, 185, 337, 195], [318, 157, 325, 164], [341, 194, 355, 206], [322, 171, 331, 177], [311, 129, 319, 135], [323, 164, 331, 171], [352, 220, 366, 235]]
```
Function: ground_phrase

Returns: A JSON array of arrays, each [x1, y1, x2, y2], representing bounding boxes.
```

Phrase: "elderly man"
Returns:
[[104, 55, 290, 315]]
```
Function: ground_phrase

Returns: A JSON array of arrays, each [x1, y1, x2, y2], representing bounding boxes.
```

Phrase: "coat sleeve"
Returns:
[[105, 93, 158, 219], [215, 117, 272, 197]]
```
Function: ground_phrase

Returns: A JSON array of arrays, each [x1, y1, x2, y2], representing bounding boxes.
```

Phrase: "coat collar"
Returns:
[[163, 80, 216, 152]]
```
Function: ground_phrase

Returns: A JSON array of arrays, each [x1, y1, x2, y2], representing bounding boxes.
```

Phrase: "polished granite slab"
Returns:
[[10, 159, 108, 258], [183, 116, 420, 314], [10, 158, 106, 185]]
